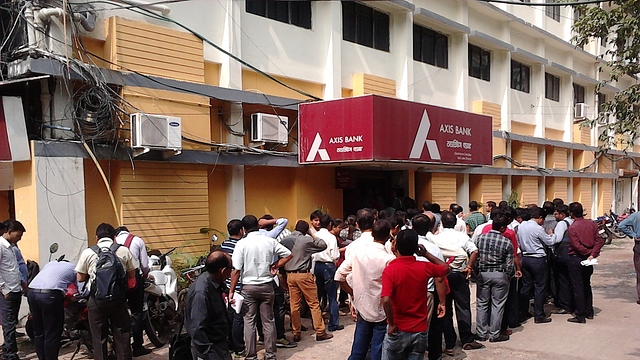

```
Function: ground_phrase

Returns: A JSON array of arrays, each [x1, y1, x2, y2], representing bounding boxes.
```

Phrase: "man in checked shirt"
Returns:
[[474, 214, 515, 343]]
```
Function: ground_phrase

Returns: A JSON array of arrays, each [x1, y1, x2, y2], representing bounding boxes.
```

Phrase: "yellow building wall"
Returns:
[[105, 16, 204, 83], [122, 87, 211, 151], [598, 179, 613, 215], [120, 162, 210, 255], [511, 121, 535, 136], [207, 165, 227, 241], [12, 158, 39, 262], [573, 150, 595, 173], [521, 177, 539, 205], [546, 147, 567, 170], [415, 173, 457, 206], [204, 61, 221, 87], [545, 177, 568, 202], [545, 128, 564, 141], [470, 175, 502, 209], [0, 191, 9, 220], [352, 73, 396, 97], [512, 142, 538, 169], [293, 167, 343, 220], [244, 166, 296, 223], [573, 178, 593, 218], [242, 70, 324, 100], [472, 100, 505, 166], [84, 160, 120, 245]]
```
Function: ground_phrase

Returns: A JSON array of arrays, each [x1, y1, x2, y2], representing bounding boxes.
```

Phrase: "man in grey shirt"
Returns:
[[517, 207, 558, 324], [280, 220, 332, 342]]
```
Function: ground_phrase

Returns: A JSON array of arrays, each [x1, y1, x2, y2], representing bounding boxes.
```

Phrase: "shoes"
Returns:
[[339, 310, 349, 316], [567, 317, 586, 324], [534, 317, 552, 324], [301, 325, 308, 331], [555, 309, 571, 314], [475, 335, 488, 342], [328, 325, 344, 332], [500, 329, 513, 336], [462, 341, 485, 350], [316, 332, 334, 341], [636, 299, 640, 305], [293, 334, 301, 342], [257, 338, 264, 346], [442, 349, 455, 356], [489, 334, 510, 343], [586, 313, 594, 320], [132, 347, 152, 357], [276, 338, 297, 348], [233, 349, 247, 358], [508, 322, 521, 329]]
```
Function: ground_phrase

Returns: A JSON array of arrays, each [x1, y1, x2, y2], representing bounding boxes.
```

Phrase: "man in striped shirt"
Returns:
[[474, 215, 514, 343], [220, 219, 246, 357]]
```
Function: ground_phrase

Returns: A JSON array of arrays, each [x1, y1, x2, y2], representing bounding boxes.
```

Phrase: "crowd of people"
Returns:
[[184, 197, 606, 360], [0, 194, 614, 360]]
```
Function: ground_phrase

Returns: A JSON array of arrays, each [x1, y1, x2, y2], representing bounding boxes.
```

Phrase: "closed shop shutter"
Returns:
[[121, 162, 210, 254], [431, 173, 457, 206], [521, 177, 538, 205]]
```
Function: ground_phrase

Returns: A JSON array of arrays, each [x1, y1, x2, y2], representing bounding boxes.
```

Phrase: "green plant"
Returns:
[[507, 190, 520, 208]]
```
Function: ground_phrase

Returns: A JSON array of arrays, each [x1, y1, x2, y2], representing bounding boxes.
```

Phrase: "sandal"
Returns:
[[462, 341, 485, 350], [443, 349, 455, 356]]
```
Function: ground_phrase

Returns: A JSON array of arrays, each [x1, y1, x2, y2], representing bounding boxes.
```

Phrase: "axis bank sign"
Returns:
[[298, 95, 492, 166]]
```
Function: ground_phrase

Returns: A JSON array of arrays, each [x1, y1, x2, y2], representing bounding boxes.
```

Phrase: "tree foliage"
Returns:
[[570, 0, 640, 150]]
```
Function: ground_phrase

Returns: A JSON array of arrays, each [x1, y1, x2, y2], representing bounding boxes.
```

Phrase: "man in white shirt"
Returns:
[[335, 219, 396, 360], [449, 204, 468, 233], [312, 213, 342, 332], [0, 220, 27, 360], [114, 226, 151, 357], [228, 215, 294, 360]]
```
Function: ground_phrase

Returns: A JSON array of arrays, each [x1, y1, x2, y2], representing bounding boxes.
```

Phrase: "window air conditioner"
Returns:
[[130, 113, 182, 151], [574, 103, 588, 119], [251, 113, 288, 144], [597, 112, 611, 126]]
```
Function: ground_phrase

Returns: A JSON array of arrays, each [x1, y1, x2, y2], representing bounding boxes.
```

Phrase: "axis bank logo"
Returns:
[[305, 133, 330, 161], [409, 109, 441, 160]]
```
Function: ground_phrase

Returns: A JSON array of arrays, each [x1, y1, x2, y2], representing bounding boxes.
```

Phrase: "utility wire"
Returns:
[[480, 0, 611, 5]]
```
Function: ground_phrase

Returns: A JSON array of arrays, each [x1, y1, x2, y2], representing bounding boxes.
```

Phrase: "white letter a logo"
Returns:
[[409, 110, 441, 160], [306, 133, 330, 161]]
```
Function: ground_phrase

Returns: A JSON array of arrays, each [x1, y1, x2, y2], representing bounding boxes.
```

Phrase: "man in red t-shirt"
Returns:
[[381, 229, 450, 360]]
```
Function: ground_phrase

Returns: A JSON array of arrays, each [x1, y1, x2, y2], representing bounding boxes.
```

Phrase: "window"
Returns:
[[573, 83, 585, 105], [413, 24, 448, 68], [545, 0, 560, 22], [342, 1, 389, 51], [468, 44, 490, 81], [597, 93, 607, 114], [545, 73, 560, 102], [510, 60, 530, 93], [246, 0, 311, 29]]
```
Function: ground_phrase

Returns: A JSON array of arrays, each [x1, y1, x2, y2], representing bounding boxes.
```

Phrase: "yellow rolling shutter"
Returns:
[[353, 73, 396, 97], [521, 177, 538, 205], [430, 173, 457, 206], [481, 175, 503, 204], [551, 178, 568, 202], [121, 162, 210, 254]]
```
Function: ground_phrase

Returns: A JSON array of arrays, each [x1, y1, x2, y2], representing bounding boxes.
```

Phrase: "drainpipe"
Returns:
[[24, 2, 36, 49]]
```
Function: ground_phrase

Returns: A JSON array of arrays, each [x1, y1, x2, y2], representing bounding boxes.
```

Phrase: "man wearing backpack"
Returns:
[[115, 226, 151, 357], [76, 223, 137, 360]]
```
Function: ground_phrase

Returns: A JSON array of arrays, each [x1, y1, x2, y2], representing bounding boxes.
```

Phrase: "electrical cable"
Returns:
[[479, 0, 611, 6]]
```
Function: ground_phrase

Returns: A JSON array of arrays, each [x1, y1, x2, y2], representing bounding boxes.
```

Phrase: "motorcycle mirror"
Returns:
[[49, 243, 59, 254], [211, 234, 218, 243]]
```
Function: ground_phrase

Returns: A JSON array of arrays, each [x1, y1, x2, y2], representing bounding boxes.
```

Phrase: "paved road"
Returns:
[[15, 235, 640, 360]]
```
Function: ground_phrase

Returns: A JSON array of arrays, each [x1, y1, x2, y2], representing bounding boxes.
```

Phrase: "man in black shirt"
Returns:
[[185, 251, 233, 360]]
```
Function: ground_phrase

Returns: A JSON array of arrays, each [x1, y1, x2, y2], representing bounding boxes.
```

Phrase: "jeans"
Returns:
[[0, 291, 22, 360], [241, 283, 276, 360], [443, 272, 474, 347], [567, 255, 594, 321], [381, 330, 428, 360], [555, 243, 574, 312], [314, 262, 340, 329], [634, 241, 640, 300], [519, 256, 548, 320], [127, 272, 145, 351], [27, 290, 65, 360], [475, 272, 509, 340], [227, 302, 245, 353], [427, 290, 443, 360], [348, 312, 386, 360]]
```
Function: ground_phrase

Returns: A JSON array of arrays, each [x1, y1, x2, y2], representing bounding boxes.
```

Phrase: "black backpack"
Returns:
[[90, 243, 127, 307]]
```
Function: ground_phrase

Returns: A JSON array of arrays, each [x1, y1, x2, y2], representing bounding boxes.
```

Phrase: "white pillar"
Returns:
[[225, 102, 245, 219], [317, 2, 342, 100]]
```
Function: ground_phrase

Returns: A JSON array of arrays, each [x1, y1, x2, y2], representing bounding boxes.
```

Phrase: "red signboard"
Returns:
[[299, 95, 493, 166]]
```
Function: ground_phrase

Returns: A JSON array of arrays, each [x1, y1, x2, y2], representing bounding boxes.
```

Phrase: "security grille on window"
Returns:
[[342, 1, 389, 51], [246, 0, 311, 29], [545, 0, 560, 22], [413, 24, 448, 69], [573, 83, 585, 106], [545, 73, 560, 102], [510, 60, 530, 93], [468, 44, 490, 81]]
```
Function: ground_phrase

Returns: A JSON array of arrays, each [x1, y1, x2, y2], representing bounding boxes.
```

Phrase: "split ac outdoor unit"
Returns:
[[574, 103, 588, 119], [251, 113, 288, 144], [130, 113, 182, 151], [597, 112, 611, 126]]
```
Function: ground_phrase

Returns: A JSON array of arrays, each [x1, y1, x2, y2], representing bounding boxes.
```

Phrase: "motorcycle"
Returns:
[[596, 212, 630, 245], [607, 211, 631, 239], [144, 248, 179, 347]]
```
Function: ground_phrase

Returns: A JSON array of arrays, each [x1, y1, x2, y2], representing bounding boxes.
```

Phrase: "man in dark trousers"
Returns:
[[566, 202, 604, 323], [185, 250, 233, 360], [27, 259, 77, 360]]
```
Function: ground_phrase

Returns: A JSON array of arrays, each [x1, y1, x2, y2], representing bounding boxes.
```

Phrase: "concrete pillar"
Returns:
[[392, 10, 413, 101], [457, 174, 470, 209], [225, 102, 245, 219], [219, 0, 243, 90], [317, 2, 342, 100]]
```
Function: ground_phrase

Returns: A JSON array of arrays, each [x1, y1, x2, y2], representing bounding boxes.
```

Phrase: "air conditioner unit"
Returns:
[[597, 112, 611, 126], [251, 113, 288, 144], [130, 113, 182, 151], [574, 103, 588, 119]]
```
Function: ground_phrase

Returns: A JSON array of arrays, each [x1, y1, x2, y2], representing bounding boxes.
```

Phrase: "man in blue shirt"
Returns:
[[618, 211, 640, 304], [27, 260, 77, 360]]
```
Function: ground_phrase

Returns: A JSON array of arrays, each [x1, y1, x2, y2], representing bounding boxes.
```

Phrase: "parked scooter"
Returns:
[[144, 248, 179, 347]]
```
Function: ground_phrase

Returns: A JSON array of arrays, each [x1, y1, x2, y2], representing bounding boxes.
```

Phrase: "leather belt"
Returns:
[[287, 270, 310, 273], [29, 288, 64, 294]]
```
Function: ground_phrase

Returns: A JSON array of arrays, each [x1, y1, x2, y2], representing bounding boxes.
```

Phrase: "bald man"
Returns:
[[185, 251, 233, 360]]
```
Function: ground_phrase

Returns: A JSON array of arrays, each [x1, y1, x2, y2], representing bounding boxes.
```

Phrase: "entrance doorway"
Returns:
[[341, 169, 409, 217]]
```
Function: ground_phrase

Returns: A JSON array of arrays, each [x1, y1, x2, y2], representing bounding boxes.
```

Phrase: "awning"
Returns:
[[0, 96, 30, 162], [298, 95, 493, 166]]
